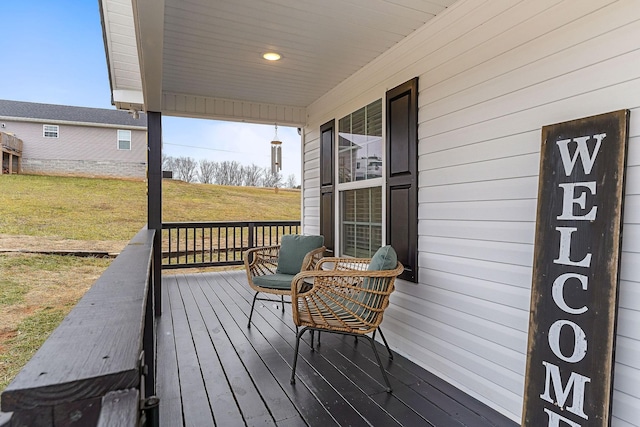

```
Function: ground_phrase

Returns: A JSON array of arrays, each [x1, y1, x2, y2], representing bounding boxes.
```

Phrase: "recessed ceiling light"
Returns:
[[263, 52, 281, 61]]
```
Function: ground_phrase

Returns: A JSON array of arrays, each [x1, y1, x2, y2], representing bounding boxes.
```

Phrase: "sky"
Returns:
[[0, 1, 302, 185]]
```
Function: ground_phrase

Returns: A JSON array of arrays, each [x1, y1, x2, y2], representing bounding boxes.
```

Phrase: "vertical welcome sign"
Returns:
[[522, 110, 630, 426]]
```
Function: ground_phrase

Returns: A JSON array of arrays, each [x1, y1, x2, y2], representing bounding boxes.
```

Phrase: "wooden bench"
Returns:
[[0, 229, 157, 426]]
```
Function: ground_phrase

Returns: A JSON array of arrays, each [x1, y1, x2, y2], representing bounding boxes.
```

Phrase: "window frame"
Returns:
[[319, 77, 418, 281], [339, 186, 384, 259], [43, 125, 59, 138], [335, 98, 386, 259], [117, 129, 132, 151]]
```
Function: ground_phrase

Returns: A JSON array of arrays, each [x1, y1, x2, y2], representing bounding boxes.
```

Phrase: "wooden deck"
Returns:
[[157, 270, 518, 427]]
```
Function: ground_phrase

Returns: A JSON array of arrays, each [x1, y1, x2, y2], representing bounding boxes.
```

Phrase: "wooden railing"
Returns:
[[162, 220, 300, 269], [0, 228, 158, 426], [0, 132, 23, 154]]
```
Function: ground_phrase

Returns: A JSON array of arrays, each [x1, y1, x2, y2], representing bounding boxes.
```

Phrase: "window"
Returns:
[[43, 125, 59, 138], [338, 100, 383, 183], [319, 78, 418, 281], [117, 130, 132, 150], [337, 100, 383, 258], [341, 187, 382, 257]]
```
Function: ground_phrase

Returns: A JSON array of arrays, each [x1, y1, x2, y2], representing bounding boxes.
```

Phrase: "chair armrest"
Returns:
[[292, 265, 403, 297], [315, 257, 372, 271], [290, 262, 404, 330], [301, 246, 326, 271], [244, 244, 280, 278]]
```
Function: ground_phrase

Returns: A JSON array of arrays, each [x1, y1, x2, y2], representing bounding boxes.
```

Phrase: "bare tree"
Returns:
[[228, 161, 244, 186], [199, 159, 216, 184], [214, 160, 243, 185], [174, 156, 198, 182], [162, 155, 176, 173], [262, 167, 283, 188], [214, 161, 230, 185], [242, 164, 262, 187], [285, 174, 297, 188]]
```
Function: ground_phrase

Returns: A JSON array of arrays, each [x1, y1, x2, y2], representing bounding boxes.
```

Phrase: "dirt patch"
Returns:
[[0, 234, 127, 254], [0, 330, 17, 353]]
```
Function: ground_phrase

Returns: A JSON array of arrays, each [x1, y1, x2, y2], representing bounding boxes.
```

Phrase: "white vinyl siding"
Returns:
[[43, 124, 59, 138], [303, 0, 640, 424], [117, 129, 132, 150]]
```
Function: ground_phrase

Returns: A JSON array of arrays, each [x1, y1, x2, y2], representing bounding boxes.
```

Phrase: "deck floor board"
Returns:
[[157, 270, 518, 427]]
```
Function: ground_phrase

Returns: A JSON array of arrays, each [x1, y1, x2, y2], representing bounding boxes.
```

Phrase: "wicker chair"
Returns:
[[289, 246, 403, 392], [244, 234, 325, 328]]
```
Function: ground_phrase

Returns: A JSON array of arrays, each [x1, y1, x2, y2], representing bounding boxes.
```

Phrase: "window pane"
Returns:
[[338, 99, 382, 183], [341, 187, 382, 258], [118, 130, 132, 150], [43, 125, 58, 138]]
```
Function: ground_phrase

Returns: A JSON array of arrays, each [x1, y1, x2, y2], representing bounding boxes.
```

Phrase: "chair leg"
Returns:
[[290, 327, 307, 384], [310, 330, 315, 351], [247, 292, 259, 328], [377, 327, 394, 360], [365, 334, 392, 393], [281, 295, 285, 313]]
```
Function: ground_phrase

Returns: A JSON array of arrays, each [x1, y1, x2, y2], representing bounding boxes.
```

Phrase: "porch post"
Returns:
[[147, 111, 162, 316]]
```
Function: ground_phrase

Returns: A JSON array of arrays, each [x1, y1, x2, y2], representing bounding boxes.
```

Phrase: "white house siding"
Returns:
[[302, 126, 321, 235], [3, 120, 146, 178], [303, 0, 640, 424]]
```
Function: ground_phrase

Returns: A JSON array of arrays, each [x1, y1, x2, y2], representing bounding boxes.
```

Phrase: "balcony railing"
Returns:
[[0, 228, 158, 426], [162, 220, 300, 269]]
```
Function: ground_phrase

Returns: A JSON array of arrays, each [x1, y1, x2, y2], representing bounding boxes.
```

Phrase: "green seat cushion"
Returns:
[[252, 273, 296, 290], [276, 234, 324, 275]]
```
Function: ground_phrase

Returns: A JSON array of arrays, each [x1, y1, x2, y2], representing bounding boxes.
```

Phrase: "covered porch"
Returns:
[[157, 269, 515, 427], [3, 0, 640, 425], [0, 226, 515, 426]]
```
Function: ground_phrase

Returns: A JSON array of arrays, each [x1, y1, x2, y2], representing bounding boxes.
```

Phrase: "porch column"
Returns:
[[147, 111, 162, 316]]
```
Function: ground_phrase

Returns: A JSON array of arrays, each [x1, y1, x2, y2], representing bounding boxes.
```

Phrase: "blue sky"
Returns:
[[0, 1, 301, 184]]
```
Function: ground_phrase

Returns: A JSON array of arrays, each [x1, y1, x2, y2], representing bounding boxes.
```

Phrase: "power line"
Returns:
[[163, 142, 253, 154]]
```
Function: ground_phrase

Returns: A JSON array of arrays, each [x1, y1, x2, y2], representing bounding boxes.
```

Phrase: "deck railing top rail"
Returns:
[[162, 220, 300, 269], [0, 228, 156, 426]]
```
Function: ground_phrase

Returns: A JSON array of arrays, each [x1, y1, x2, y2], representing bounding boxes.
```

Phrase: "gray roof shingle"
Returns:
[[0, 99, 147, 127]]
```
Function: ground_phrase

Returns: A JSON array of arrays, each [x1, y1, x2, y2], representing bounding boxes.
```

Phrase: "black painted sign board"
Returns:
[[522, 110, 630, 426]]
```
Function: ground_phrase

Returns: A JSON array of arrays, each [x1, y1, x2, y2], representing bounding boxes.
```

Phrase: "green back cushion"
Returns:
[[359, 245, 397, 299], [316, 246, 397, 324], [350, 246, 398, 317], [276, 234, 324, 275], [367, 245, 397, 272]]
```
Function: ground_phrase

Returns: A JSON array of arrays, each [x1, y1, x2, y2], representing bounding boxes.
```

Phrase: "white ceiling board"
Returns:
[[102, 0, 458, 121]]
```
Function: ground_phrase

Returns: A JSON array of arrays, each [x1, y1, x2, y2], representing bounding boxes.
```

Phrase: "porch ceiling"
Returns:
[[100, 0, 457, 125]]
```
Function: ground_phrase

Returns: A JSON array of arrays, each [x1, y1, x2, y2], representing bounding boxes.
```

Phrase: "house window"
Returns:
[[43, 125, 59, 138], [117, 130, 132, 150], [319, 78, 418, 281], [338, 100, 383, 183], [337, 100, 383, 258], [341, 187, 382, 257]]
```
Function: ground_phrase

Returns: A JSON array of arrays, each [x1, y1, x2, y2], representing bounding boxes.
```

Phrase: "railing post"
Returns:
[[247, 222, 255, 264], [147, 111, 162, 317]]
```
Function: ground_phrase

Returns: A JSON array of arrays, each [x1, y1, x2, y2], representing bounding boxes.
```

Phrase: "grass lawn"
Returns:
[[0, 174, 300, 394]]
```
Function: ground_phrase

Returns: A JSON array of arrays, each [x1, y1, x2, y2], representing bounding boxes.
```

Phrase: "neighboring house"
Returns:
[[96, 1, 638, 425], [0, 99, 147, 178]]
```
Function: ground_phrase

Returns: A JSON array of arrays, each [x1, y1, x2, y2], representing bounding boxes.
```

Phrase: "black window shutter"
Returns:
[[319, 119, 335, 255], [386, 78, 418, 282]]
